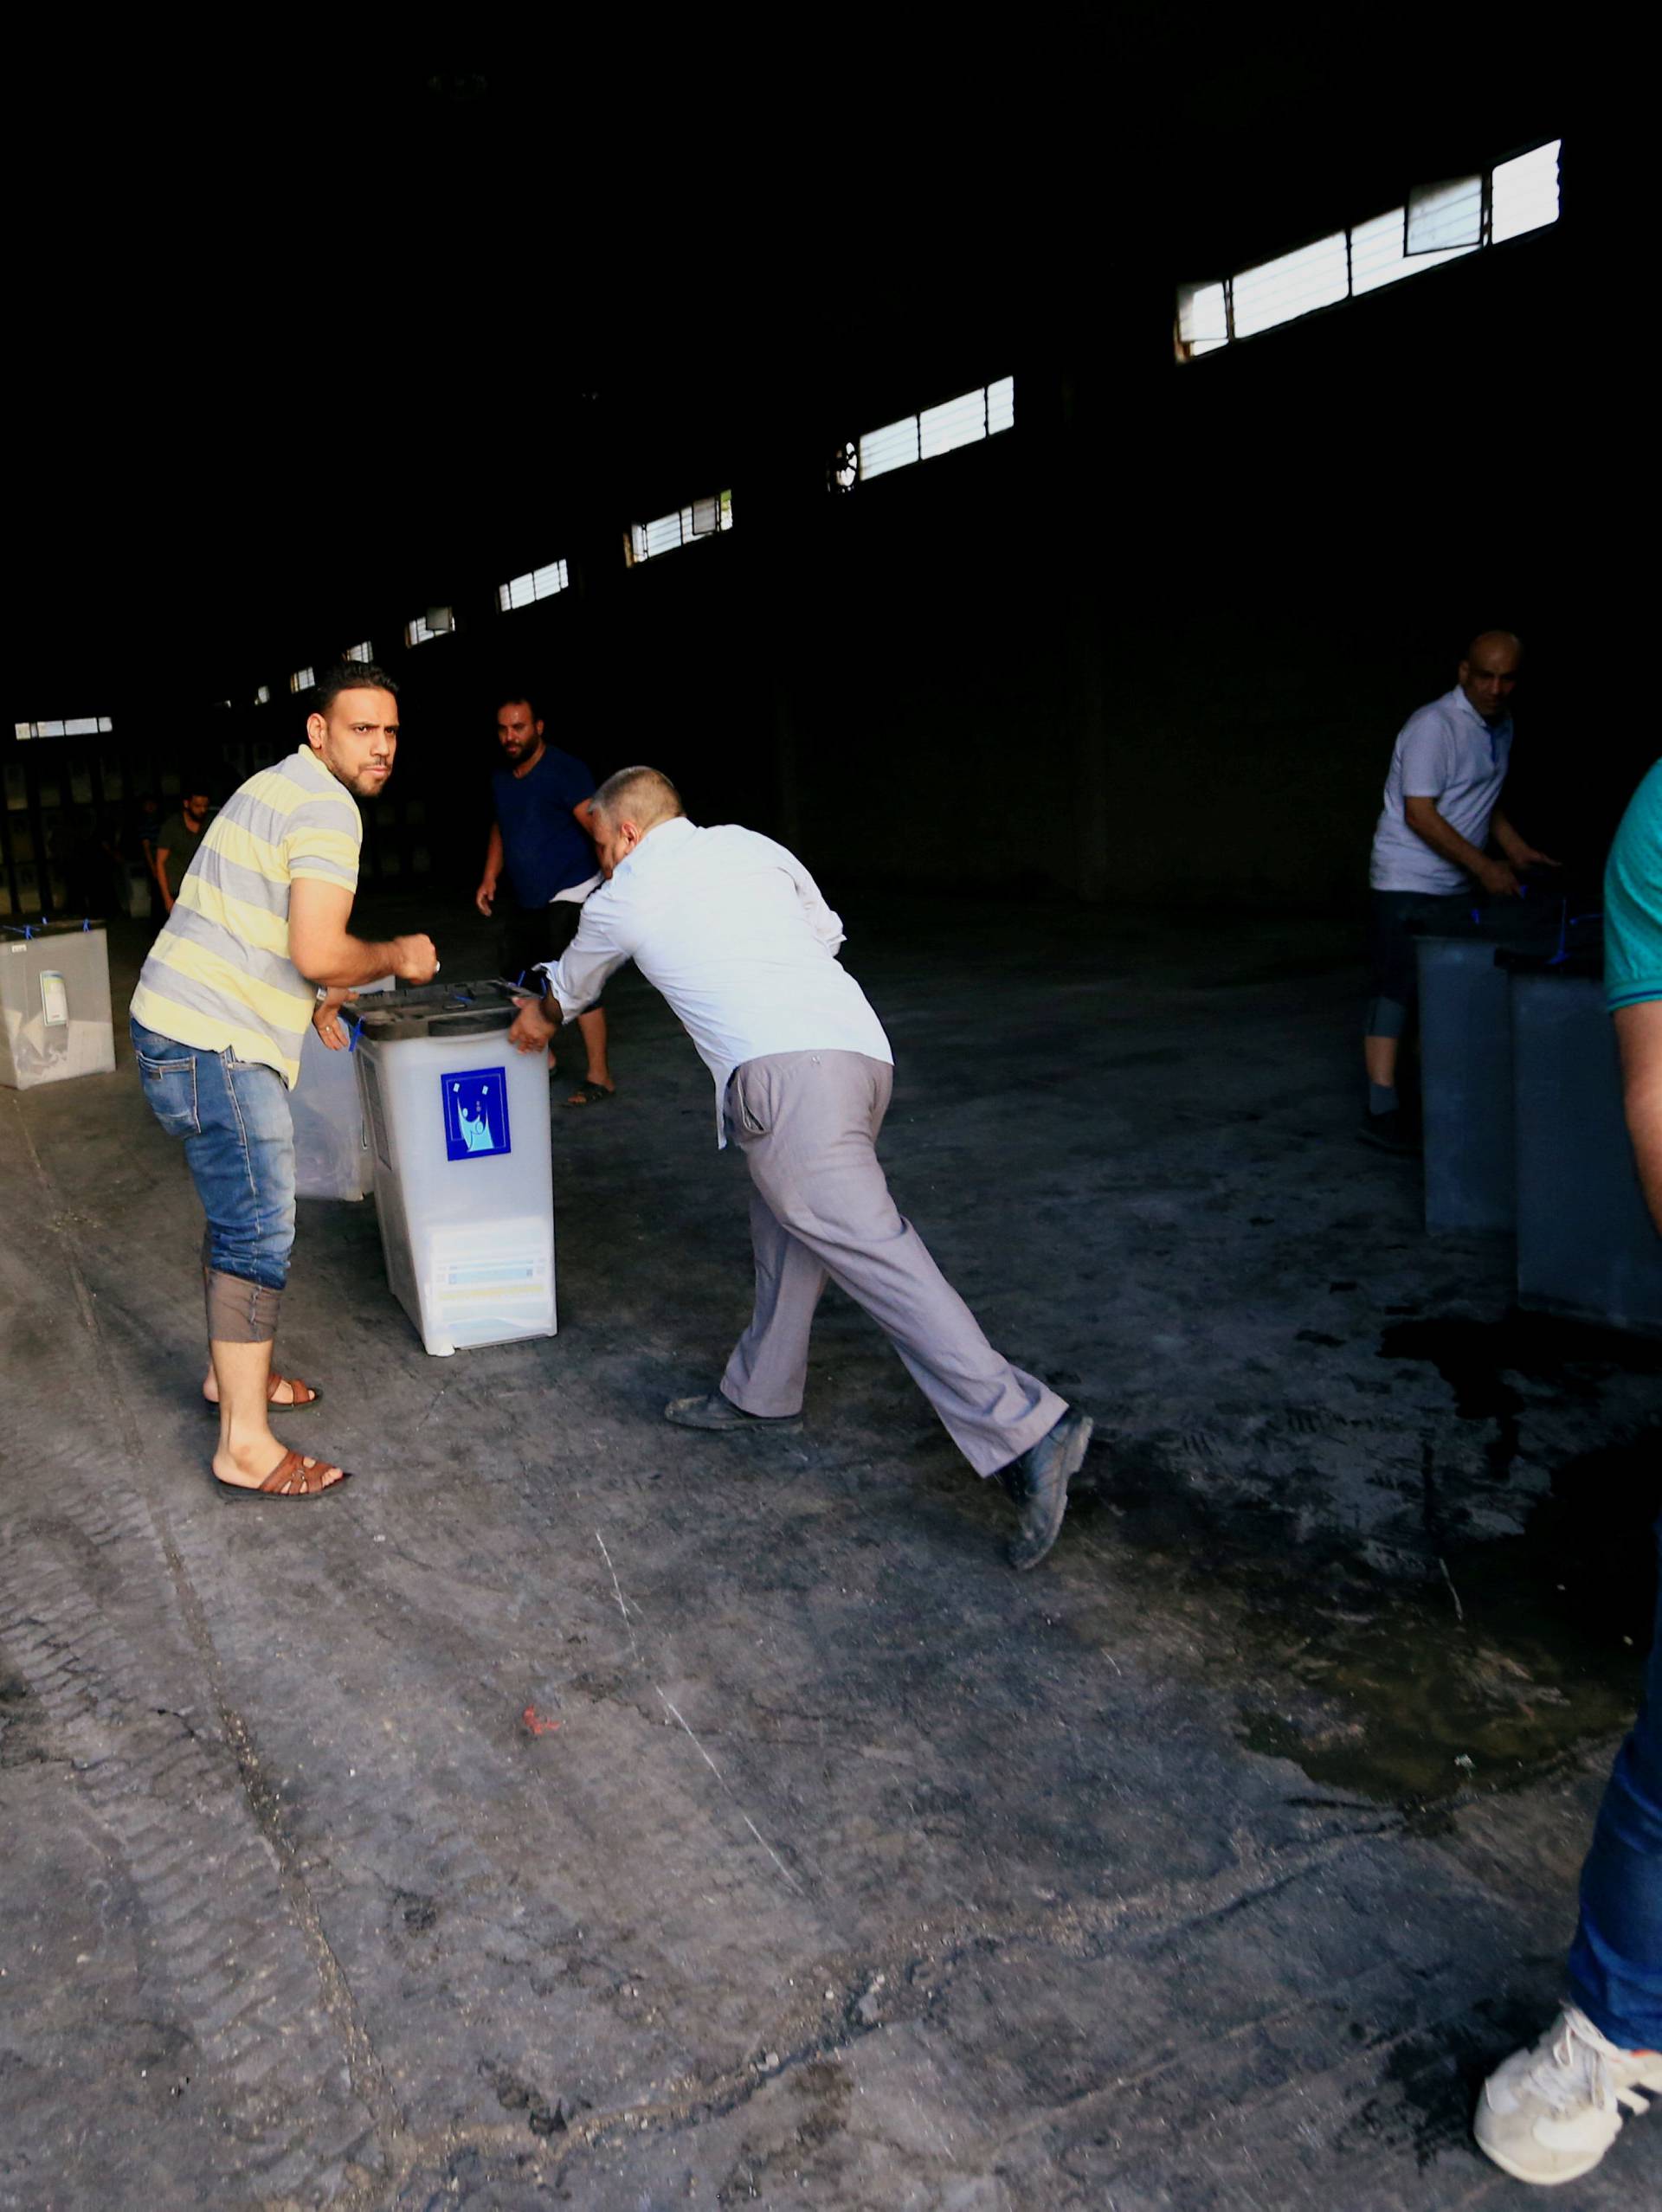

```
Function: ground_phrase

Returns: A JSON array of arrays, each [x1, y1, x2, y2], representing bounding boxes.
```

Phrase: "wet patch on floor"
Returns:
[[1379, 1307, 1662, 1484], [1072, 1309, 1659, 1806], [1339, 1987, 1554, 2170], [0, 1660, 55, 1771]]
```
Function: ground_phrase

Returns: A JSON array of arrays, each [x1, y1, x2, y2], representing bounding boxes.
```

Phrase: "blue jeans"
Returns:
[[1569, 1512, 1662, 2050], [131, 1019, 296, 1296]]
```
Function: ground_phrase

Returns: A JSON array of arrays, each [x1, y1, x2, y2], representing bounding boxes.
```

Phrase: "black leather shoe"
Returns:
[[1000, 1408, 1093, 1571], [664, 1392, 803, 1433], [1357, 1108, 1420, 1155]]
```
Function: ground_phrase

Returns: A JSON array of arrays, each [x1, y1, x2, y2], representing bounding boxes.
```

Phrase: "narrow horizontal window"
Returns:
[[1176, 136, 1561, 359], [499, 559, 570, 611], [1231, 232, 1349, 338], [405, 608, 458, 646], [14, 717, 113, 740], [345, 640, 374, 663], [1350, 206, 1478, 293], [289, 666, 316, 694], [1406, 176, 1484, 255], [919, 388, 991, 461], [625, 492, 732, 565], [1491, 138, 1561, 243], [1176, 283, 1230, 354], [254, 685, 272, 704], [847, 379, 1014, 488]]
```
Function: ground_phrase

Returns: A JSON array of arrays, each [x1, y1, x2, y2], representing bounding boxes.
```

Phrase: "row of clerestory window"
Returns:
[[1176, 138, 1561, 360], [234, 373, 1014, 704]]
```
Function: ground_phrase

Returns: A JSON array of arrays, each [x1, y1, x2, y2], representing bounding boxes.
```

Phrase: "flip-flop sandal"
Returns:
[[564, 1081, 615, 1107], [203, 1372, 323, 1411], [214, 1450, 352, 1500]]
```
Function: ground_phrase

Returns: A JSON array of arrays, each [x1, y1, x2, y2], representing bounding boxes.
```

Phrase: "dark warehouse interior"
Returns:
[[3, 23, 1658, 2212]]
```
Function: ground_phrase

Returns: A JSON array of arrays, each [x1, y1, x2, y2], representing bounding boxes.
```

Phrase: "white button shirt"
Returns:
[[537, 817, 893, 1143], [1369, 685, 1514, 894]]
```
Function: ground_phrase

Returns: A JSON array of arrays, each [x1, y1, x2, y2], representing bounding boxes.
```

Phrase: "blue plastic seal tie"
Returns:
[[1549, 898, 1569, 968], [346, 1012, 364, 1052]]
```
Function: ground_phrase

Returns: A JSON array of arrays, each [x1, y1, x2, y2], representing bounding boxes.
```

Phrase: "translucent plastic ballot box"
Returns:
[[1412, 903, 1594, 1234], [351, 985, 557, 1356], [0, 920, 117, 1090], [290, 975, 395, 1201], [1503, 949, 1662, 1338]]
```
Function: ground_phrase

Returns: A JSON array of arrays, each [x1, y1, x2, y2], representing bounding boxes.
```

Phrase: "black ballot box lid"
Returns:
[[351, 979, 518, 1045]]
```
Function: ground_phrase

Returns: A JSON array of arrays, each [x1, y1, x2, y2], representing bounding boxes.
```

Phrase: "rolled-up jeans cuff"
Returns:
[[205, 1267, 282, 1345]]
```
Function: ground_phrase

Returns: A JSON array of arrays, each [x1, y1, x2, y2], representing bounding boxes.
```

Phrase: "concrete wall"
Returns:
[[6, 125, 1641, 923]]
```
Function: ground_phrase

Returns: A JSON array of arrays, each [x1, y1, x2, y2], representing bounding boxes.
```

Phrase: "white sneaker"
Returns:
[[1474, 2003, 1662, 2185]]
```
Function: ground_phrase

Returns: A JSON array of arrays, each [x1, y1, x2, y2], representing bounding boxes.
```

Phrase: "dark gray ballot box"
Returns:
[[1413, 902, 1596, 1234], [1502, 948, 1662, 1336]]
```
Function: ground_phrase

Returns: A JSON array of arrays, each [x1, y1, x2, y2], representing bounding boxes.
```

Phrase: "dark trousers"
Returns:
[[498, 901, 585, 990]]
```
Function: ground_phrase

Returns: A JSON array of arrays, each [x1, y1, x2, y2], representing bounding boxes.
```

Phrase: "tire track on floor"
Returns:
[[6, 1093, 396, 2202], [0, 1517, 382, 2201]]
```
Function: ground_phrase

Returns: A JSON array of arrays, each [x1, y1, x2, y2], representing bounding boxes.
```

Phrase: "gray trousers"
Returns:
[[718, 1051, 1066, 1477]]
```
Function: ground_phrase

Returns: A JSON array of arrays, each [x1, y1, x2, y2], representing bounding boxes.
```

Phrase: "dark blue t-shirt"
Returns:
[[492, 746, 598, 908]]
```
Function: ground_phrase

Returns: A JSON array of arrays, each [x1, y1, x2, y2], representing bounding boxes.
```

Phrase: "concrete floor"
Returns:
[[2, 894, 1657, 2212]]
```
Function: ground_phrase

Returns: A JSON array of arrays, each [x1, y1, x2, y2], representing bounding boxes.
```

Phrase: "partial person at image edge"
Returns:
[[1474, 752, 1662, 2186]]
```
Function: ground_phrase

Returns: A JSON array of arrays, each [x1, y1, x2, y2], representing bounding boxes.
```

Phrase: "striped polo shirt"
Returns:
[[131, 746, 363, 1086]]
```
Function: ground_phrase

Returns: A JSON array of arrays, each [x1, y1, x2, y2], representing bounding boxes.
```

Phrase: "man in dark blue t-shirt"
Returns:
[[475, 691, 615, 1103]]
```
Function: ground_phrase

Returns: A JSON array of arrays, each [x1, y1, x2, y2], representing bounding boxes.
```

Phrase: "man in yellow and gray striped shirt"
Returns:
[[131, 665, 439, 1499], [133, 737, 364, 1083]]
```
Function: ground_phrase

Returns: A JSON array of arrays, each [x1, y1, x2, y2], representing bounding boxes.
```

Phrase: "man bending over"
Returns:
[[507, 767, 1092, 1570]]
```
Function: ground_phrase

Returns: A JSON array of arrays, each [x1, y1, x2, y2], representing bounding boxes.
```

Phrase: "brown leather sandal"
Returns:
[[202, 1373, 324, 1411], [214, 1450, 351, 1500]]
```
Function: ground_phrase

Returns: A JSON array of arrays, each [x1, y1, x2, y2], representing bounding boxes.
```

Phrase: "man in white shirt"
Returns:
[[506, 766, 1092, 1571], [1362, 631, 1557, 1152]]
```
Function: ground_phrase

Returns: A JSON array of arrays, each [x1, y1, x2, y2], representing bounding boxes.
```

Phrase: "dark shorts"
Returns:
[[498, 899, 588, 990], [1368, 891, 1470, 1011]]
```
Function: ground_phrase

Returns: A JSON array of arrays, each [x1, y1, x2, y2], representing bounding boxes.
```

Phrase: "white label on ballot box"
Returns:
[[39, 972, 68, 1027], [424, 1221, 554, 1341]]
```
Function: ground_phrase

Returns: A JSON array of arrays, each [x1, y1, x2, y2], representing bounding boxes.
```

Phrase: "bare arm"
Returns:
[[1491, 809, 1562, 871], [155, 846, 176, 915], [475, 822, 504, 917], [1614, 1000, 1662, 1235], [288, 879, 437, 988], [1403, 796, 1519, 897], [573, 798, 597, 834]]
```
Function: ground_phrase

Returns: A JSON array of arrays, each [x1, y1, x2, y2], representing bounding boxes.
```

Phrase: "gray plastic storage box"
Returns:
[[291, 974, 395, 1201], [352, 984, 557, 1356], [0, 920, 117, 1090], [1504, 949, 1662, 1337], [1413, 904, 1590, 1233]]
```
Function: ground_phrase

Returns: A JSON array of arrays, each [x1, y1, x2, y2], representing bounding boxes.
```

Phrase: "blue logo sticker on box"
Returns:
[[442, 1067, 512, 1161]]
